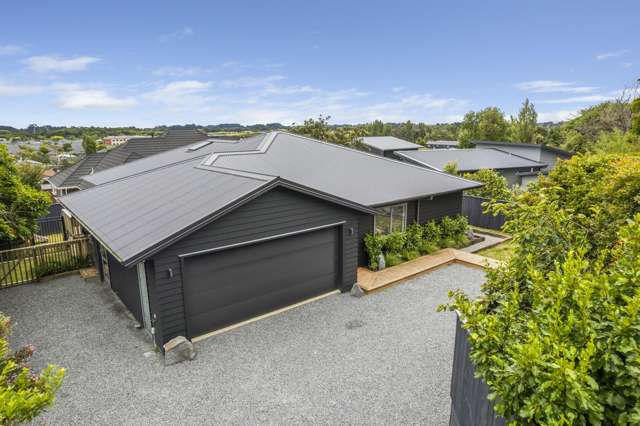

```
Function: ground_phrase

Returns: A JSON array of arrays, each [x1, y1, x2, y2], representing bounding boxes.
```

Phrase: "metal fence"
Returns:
[[0, 238, 93, 288], [462, 195, 506, 230], [449, 315, 506, 426]]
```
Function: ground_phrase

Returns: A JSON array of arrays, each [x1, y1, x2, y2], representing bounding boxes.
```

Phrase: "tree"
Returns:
[[16, 163, 45, 189], [458, 107, 509, 145], [0, 314, 65, 423], [443, 161, 459, 175], [366, 120, 391, 136], [0, 145, 50, 241], [443, 153, 640, 424], [290, 115, 367, 148], [631, 97, 640, 136], [510, 98, 538, 143], [561, 101, 633, 152], [462, 169, 512, 200], [61, 142, 72, 153], [81, 135, 97, 154]]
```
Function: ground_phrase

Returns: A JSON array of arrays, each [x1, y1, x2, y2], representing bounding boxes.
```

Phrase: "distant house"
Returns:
[[103, 135, 131, 146], [360, 136, 422, 158], [426, 140, 459, 149], [41, 168, 57, 192], [60, 131, 480, 349], [48, 129, 209, 196], [472, 141, 572, 172], [395, 148, 547, 187]]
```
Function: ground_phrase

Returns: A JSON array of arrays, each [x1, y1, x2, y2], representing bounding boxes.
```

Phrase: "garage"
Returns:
[[182, 226, 340, 337], [105, 251, 143, 324]]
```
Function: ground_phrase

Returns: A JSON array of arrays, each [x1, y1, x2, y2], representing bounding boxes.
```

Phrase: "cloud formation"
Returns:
[[515, 80, 596, 94], [596, 49, 629, 60], [158, 27, 195, 43], [23, 55, 101, 73], [0, 44, 26, 55], [53, 84, 136, 109]]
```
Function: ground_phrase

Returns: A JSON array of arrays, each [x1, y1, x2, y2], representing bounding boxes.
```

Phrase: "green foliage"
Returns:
[[81, 135, 97, 154], [61, 142, 72, 153], [363, 216, 469, 269], [509, 98, 538, 144], [631, 97, 640, 136], [15, 163, 45, 189], [0, 145, 50, 241], [33, 255, 92, 279], [462, 169, 512, 200], [443, 152, 640, 425], [0, 314, 65, 424], [591, 129, 640, 154], [561, 101, 632, 152], [443, 161, 458, 175], [290, 115, 367, 149], [459, 107, 510, 143]]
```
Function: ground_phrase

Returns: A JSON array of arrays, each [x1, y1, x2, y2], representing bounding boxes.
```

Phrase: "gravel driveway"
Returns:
[[1, 264, 485, 425]]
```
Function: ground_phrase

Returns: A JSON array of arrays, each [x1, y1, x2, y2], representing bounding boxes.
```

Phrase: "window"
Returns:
[[374, 203, 407, 234]]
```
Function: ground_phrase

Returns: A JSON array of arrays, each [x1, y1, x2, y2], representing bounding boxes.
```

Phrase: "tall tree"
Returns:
[[631, 97, 640, 136], [458, 107, 509, 145], [0, 145, 50, 241], [510, 98, 538, 143], [81, 135, 97, 154]]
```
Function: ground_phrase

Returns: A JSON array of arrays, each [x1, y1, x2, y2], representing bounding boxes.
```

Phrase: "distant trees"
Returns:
[[458, 107, 510, 147], [81, 135, 97, 154], [290, 115, 366, 148], [15, 163, 45, 189], [509, 98, 538, 144], [61, 142, 72, 153]]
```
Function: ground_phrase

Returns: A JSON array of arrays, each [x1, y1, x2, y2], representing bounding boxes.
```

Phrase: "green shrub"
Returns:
[[401, 249, 420, 261], [363, 234, 384, 270], [384, 252, 404, 267], [382, 232, 406, 254], [417, 241, 439, 255], [404, 223, 423, 251], [34, 255, 92, 279], [422, 221, 441, 243], [439, 215, 468, 242], [0, 314, 65, 424]]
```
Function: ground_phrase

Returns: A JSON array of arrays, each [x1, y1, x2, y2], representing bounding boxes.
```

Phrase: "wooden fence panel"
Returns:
[[0, 238, 93, 289], [462, 196, 506, 230]]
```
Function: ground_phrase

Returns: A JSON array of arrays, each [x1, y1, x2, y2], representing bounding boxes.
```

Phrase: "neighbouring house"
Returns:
[[41, 168, 57, 192], [103, 135, 131, 146], [426, 140, 459, 149], [48, 129, 209, 196], [395, 148, 547, 187], [359, 136, 422, 158], [59, 131, 480, 350], [472, 140, 573, 172]]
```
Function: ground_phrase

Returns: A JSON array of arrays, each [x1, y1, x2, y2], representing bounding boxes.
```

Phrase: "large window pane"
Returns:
[[375, 204, 407, 234], [390, 204, 406, 233]]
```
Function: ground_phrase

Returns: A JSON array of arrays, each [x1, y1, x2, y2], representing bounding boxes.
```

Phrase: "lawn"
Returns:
[[477, 239, 516, 262]]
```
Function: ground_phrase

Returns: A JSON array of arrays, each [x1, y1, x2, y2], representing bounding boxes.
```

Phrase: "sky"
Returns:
[[0, 0, 638, 128]]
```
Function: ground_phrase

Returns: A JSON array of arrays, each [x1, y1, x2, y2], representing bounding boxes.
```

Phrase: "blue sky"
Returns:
[[1, 1, 638, 127]]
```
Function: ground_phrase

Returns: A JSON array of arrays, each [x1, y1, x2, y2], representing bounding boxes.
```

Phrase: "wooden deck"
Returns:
[[357, 248, 502, 293]]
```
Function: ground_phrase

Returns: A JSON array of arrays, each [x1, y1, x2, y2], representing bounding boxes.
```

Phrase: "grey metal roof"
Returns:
[[360, 136, 422, 152], [83, 135, 266, 187], [395, 148, 547, 172], [426, 140, 459, 147], [61, 131, 480, 264], [472, 140, 573, 158], [48, 152, 108, 188]]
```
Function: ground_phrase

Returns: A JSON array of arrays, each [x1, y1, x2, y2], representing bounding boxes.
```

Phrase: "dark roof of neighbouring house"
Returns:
[[360, 136, 422, 152], [395, 148, 547, 172], [49, 129, 210, 189], [472, 140, 573, 158], [60, 131, 480, 266]]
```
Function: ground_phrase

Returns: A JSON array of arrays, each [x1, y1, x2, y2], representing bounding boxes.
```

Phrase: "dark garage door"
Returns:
[[183, 226, 340, 337]]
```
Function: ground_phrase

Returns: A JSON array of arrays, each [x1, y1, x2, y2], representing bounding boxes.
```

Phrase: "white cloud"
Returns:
[[0, 82, 42, 96], [152, 66, 213, 77], [158, 27, 194, 43], [23, 55, 101, 73], [53, 84, 136, 109], [536, 95, 614, 104], [220, 75, 286, 89], [144, 80, 214, 110], [0, 44, 26, 55], [596, 49, 629, 60], [515, 80, 596, 94], [537, 110, 578, 122]]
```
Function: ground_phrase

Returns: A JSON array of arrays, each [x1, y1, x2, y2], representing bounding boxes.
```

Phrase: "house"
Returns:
[[59, 131, 480, 350], [395, 148, 547, 186], [103, 135, 132, 146], [472, 140, 572, 172], [359, 136, 422, 157], [426, 140, 459, 149], [48, 129, 209, 196]]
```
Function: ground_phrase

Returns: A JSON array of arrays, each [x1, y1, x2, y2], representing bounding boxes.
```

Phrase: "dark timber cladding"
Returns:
[[150, 187, 365, 343], [106, 251, 142, 323]]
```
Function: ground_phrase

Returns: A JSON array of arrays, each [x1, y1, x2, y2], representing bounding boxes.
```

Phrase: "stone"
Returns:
[[350, 283, 365, 298], [466, 228, 475, 240], [163, 336, 197, 365], [377, 254, 386, 271]]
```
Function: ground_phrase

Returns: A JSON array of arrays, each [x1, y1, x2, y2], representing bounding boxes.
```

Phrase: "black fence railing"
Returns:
[[0, 238, 93, 288], [461, 195, 506, 230]]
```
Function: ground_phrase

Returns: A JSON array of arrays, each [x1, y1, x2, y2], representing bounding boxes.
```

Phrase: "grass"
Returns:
[[477, 240, 516, 262]]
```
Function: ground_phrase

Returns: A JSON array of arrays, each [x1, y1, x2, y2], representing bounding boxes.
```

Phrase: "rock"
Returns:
[[377, 254, 386, 271], [466, 229, 475, 240], [163, 336, 197, 365], [350, 283, 365, 298]]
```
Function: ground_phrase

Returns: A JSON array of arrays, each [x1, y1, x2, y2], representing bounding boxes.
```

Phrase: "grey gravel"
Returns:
[[0, 264, 485, 425]]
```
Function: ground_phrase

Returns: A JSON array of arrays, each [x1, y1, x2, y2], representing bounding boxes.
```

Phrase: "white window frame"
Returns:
[[374, 203, 408, 234]]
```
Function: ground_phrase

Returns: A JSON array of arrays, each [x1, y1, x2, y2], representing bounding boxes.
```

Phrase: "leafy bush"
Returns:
[[443, 153, 640, 425], [401, 249, 420, 261], [439, 215, 469, 244], [417, 241, 438, 255], [384, 252, 404, 267], [381, 232, 406, 254], [0, 314, 65, 424], [404, 223, 423, 251], [462, 169, 513, 200], [422, 221, 441, 243], [34, 255, 92, 279], [363, 234, 384, 270]]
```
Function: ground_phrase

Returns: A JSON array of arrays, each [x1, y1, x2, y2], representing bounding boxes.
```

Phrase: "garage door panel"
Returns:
[[187, 272, 337, 335], [183, 227, 340, 337]]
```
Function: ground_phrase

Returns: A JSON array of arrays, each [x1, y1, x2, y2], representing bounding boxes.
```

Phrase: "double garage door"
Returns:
[[182, 226, 341, 338]]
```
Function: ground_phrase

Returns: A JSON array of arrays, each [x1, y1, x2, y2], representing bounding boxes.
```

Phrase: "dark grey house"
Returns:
[[48, 129, 209, 195], [395, 148, 547, 187], [359, 136, 422, 157], [472, 140, 572, 172], [60, 132, 479, 349]]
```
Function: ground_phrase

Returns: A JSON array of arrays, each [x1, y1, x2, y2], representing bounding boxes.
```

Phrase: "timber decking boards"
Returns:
[[357, 248, 502, 293]]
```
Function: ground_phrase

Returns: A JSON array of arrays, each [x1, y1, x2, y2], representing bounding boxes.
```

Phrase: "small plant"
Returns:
[[382, 232, 406, 254], [422, 221, 441, 243], [404, 223, 423, 251], [401, 249, 420, 261], [363, 234, 384, 270], [417, 241, 439, 255], [34, 255, 92, 279], [384, 252, 404, 267]]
